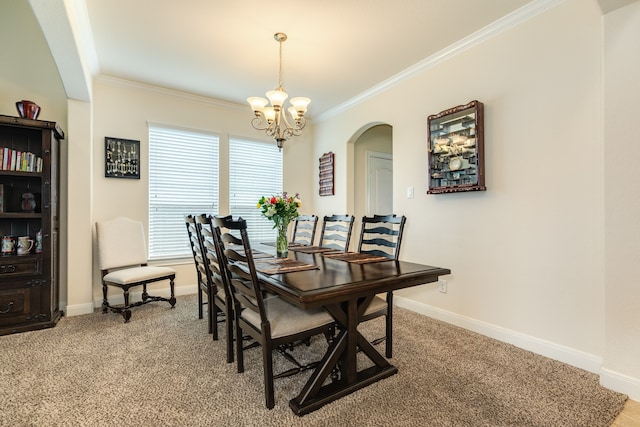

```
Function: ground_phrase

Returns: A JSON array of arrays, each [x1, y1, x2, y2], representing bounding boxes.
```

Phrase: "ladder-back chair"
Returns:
[[357, 214, 407, 358], [212, 215, 334, 409], [196, 214, 235, 363], [185, 215, 212, 333], [291, 215, 318, 246], [318, 214, 355, 252]]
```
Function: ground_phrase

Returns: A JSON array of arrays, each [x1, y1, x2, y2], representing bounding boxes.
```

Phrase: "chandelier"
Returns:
[[247, 33, 310, 151]]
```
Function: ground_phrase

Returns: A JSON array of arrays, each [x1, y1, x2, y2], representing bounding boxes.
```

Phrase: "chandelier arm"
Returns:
[[287, 116, 307, 134], [294, 117, 307, 131], [280, 113, 295, 132], [250, 115, 270, 131]]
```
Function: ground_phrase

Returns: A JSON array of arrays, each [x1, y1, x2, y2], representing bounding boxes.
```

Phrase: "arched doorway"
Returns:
[[347, 123, 393, 227]]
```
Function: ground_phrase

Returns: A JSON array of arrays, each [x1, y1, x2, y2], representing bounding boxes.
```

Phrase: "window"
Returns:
[[229, 138, 282, 243], [149, 125, 219, 259]]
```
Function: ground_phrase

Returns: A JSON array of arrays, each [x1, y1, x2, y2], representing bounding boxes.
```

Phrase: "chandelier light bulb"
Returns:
[[247, 97, 268, 114], [266, 89, 288, 109], [290, 97, 310, 115], [263, 107, 276, 123]]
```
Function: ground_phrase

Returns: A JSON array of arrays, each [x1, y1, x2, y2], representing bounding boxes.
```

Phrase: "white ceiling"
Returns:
[[54, 0, 634, 118], [81, 0, 537, 117]]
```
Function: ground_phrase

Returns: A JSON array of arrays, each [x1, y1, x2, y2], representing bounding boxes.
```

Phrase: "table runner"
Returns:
[[322, 251, 393, 264], [261, 241, 305, 248]]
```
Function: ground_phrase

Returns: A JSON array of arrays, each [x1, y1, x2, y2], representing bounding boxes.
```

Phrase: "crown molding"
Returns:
[[315, 0, 563, 122], [95, 74, 248, 112]]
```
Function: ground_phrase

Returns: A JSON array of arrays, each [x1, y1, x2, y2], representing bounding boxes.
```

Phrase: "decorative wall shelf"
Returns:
[[319, 152, 334, 196], [427, 100, 486, 194]]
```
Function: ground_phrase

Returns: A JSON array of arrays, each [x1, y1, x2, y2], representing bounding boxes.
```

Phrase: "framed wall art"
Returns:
[[319, 152, 335, 196], [105, 136, 140, 179]]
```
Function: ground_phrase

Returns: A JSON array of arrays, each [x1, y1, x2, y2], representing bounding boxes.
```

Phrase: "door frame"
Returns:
[[366, 150, 393, 215]]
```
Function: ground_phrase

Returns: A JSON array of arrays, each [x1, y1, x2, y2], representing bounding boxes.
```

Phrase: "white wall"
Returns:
[[602, 0, 640, 397], [314, 0, 610, 373], [0, 2, 67, 121], [90, 77, 314, 304]]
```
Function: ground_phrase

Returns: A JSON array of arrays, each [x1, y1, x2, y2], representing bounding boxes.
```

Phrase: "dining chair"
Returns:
[[291, 214, 318, 246], [196, 214, 235, 363], [185, 215, 213, 333], [96, 216, 176, 322], [358, 214, 407, 358], [318, 214, 355, 251], [212, 215, 334, 409]]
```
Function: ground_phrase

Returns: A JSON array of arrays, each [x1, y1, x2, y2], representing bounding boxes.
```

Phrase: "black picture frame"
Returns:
[[105, 137, 140, 179]]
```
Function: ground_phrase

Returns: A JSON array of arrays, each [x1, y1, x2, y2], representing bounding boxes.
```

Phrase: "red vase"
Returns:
[[16, 100, 40, 120]]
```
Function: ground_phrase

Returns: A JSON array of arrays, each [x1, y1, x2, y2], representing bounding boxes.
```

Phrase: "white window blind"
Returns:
[[229, 138, 282, 243], [149, 125, 219, 259]]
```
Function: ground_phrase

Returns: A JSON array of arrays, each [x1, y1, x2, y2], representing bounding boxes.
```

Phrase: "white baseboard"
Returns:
[[394, 295, 640, 399], [601, 368, 640, 401], [64, 284, 198, 317], [65, 302, 95, 317]]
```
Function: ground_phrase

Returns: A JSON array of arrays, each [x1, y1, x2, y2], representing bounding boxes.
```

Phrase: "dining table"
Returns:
[[255, 244, 451, 416]]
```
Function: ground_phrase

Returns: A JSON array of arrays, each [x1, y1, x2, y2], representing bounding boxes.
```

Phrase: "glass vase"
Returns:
[[276, 220, 289, 258]]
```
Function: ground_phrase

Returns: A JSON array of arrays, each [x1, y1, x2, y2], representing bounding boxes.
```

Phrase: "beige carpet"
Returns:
[[0, 294, 626, 426]]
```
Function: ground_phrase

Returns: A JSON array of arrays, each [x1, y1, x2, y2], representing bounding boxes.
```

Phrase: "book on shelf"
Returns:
[[0, 147, 42, 172]]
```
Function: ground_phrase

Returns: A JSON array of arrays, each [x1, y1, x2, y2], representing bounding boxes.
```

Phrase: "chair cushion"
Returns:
[[241, 297, 333, 339], [103, 266, 175, 285], [363, 295, 388, 316]]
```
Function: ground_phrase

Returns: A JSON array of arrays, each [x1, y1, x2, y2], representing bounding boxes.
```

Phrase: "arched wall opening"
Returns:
[[346, 122, 393, 244]]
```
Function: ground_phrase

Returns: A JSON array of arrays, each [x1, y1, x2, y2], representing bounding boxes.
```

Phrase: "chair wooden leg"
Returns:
[[102, 283, 108, 313], [206, 290, 213, 335], [122, 288, 131, 323], [225, 304, 234, 363], [236, 319, 245, 374], [263, 341, 275, 410], [168, 278, 176, 307], [211, 301, 219, 341], [197, 286, 204, 320]]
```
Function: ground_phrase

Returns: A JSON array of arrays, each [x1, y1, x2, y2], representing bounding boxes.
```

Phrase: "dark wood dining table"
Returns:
[[256, 246, 451, 416]]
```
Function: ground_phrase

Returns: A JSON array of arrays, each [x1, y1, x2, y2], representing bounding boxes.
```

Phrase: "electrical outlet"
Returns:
[[438, 279, 447, 293]]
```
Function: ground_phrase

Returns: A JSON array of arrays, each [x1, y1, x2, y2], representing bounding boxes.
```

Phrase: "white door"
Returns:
[[366, 151, 393, 215]]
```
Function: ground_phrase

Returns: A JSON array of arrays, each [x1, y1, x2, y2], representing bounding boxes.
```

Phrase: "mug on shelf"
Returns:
[[17, 236, 34, 256], [1, 236, 16, 255]]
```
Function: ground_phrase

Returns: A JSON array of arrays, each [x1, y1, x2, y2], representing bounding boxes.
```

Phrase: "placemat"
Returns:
[[254, 258, 319, 275], [260, 241, 305, 248], [322, 251, 393, 264], [225, 244, 274, 259], [289, 245, 341, 254]]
